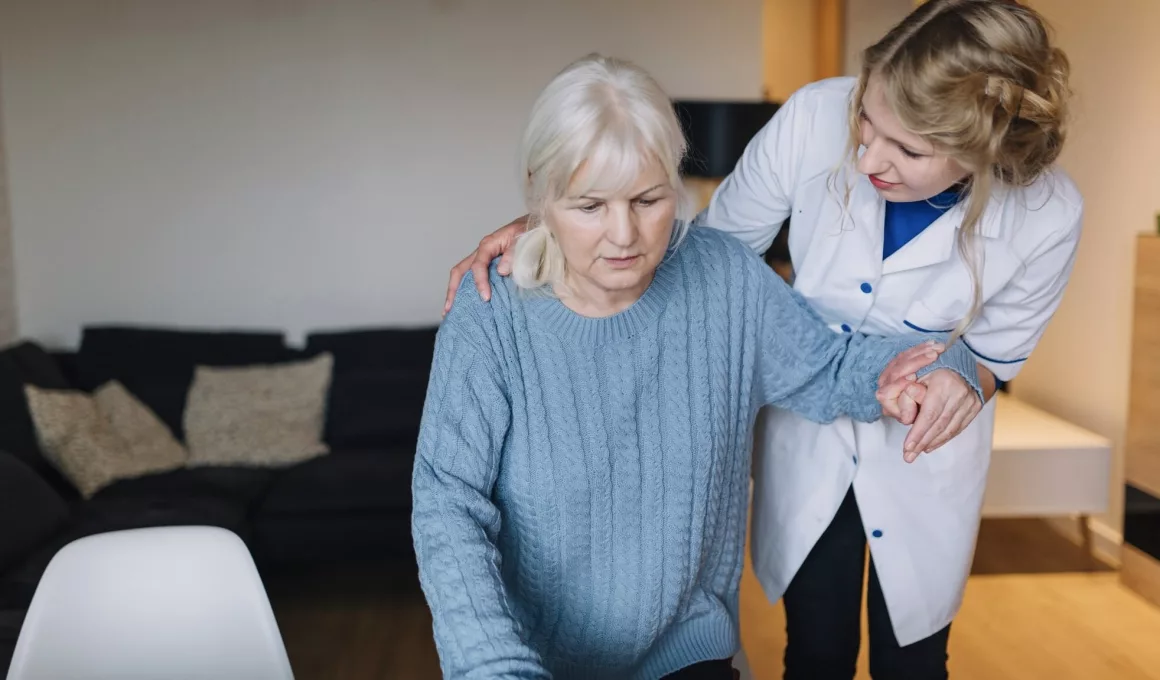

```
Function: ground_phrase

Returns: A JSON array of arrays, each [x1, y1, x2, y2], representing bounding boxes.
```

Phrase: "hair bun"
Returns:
[[984, 75, 1027, 119]]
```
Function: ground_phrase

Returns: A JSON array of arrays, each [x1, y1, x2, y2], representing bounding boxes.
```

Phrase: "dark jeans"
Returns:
[[782, 487, 951, 680], [663, 658, 736, 679]]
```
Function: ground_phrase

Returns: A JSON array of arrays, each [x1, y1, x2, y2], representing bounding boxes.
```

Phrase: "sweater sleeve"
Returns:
[[748, 254, 981, 423], [411, 306, 550, 679]]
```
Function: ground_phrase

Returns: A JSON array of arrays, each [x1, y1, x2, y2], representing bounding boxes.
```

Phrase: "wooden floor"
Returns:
[[267, 562, 441, 679], [270, 519, 1160, 679], [739, 520, 1160, 680]]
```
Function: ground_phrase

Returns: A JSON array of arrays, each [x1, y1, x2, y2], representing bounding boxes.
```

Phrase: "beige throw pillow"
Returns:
[[25, 381, 188, 498], [183, 353, 333, 468]]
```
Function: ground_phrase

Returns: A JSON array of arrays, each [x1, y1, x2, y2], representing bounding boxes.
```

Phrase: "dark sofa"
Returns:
[[0, 325, 437, 671]]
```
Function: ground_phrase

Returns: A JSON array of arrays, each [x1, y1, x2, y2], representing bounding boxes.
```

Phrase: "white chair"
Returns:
[[7, 526, 294, 680]]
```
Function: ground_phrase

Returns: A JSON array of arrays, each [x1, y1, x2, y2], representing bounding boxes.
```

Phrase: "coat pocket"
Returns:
[[902, 299, 962, 335]]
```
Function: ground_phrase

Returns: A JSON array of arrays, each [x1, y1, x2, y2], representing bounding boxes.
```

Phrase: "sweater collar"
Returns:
[[523, 247, 682, 345]]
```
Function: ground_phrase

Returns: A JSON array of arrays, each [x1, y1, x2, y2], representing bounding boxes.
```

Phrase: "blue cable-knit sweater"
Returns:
[[412, 228, 979, 680]]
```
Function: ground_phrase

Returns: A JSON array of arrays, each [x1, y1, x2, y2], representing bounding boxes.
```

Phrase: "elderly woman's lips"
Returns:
[[604, 256, 641, 268]]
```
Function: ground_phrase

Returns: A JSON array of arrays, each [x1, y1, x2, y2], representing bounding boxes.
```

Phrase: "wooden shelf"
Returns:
[[1127, 234, 1160, 499], [1122, 233, 1160, 607]]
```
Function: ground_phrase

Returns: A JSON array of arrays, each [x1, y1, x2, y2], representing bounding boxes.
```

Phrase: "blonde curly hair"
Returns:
[[846, 0, 1071, 338]]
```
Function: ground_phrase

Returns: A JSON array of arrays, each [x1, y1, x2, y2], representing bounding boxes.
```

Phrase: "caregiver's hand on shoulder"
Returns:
[[444, 215, 530, 315], [902, 369, 983, 463]]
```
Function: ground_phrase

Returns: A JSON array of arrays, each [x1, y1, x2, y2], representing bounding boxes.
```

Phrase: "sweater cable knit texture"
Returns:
[[412, 228, 979, 679]]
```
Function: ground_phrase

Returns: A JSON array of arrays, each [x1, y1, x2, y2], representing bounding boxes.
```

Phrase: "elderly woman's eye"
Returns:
[[635, 198, 658, 207], [578, 202, 602, 213]]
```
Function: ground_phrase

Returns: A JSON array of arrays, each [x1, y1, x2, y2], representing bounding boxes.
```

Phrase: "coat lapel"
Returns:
[[880, 209, 959, 275], [880, 184, 1007, 276]]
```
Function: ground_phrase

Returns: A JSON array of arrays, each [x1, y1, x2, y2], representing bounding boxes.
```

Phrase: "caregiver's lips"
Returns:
[[869, 175, 899, 190]]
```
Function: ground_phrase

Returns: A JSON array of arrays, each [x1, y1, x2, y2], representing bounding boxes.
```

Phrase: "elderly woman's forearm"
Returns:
[[753, 264, 982, 421], [752, 262, 899, 422]]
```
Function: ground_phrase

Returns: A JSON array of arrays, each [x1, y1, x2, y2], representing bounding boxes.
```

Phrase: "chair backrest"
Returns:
[[7, 526, 294, 680]]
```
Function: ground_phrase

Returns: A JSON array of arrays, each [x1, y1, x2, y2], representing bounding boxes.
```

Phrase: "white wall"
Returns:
[[0, 0, 762, 348], [1008, 0, 1160, 547]]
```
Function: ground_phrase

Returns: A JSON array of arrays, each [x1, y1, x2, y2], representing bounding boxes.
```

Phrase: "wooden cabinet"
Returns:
[[1127, 235, 1160, 497], [1123, 234, 1160, 607]]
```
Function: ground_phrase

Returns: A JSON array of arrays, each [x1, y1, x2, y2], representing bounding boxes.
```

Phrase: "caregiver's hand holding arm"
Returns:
[[877, 365, 983, 463], [874, 342, 983, 462]]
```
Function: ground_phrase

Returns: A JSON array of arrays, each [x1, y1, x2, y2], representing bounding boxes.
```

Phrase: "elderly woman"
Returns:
[[411, 54, 981, 680]]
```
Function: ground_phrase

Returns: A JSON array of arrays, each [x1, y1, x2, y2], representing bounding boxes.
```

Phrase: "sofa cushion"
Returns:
[[305, 328, 436, 449], [0, 496, 248, 610], [323, 368, 429, 449], [75, 326, 291, 440], [257, 448, 414, 515], [0, 608, 22, 677], [304, 327, 438, 372], [92, 467, 275, 507], [77, 495, 249, 534], [24, 382, 188, 498], [251, 512, 413, 568], [0, 342, 75, 497], [184, 354, 333, 468], [0, 452, 70, 575]]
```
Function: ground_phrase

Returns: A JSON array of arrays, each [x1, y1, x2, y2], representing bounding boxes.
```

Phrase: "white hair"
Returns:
[[510, 53, 692, 291]]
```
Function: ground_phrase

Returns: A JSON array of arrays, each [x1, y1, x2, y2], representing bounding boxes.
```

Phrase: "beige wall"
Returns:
[[1011, 0, 1160, 546], [842, 0, 913, 76]]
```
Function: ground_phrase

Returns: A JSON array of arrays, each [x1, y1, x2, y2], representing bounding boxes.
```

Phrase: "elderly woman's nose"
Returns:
[[605, 203, 639, 246]]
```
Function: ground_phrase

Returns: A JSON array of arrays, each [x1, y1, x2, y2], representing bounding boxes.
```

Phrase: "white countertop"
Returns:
[[992, 392, 1112, 453], [984, 392, 1112, 517]]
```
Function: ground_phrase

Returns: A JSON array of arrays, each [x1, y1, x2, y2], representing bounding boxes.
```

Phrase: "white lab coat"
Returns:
[[694, 77, 1083, 646]]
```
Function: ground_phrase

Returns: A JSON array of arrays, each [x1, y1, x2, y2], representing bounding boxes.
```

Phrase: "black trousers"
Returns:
[[782, 487, 951, 680], [662, 658, 736, 679]]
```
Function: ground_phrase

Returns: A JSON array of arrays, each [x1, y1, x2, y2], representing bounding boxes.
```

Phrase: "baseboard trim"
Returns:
[[1042, 515, 1123, 568]]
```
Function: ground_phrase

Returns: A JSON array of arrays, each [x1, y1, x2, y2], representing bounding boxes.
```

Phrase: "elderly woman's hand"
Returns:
[[444, 216, 530, 315], [876, 341, 943, 425]]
